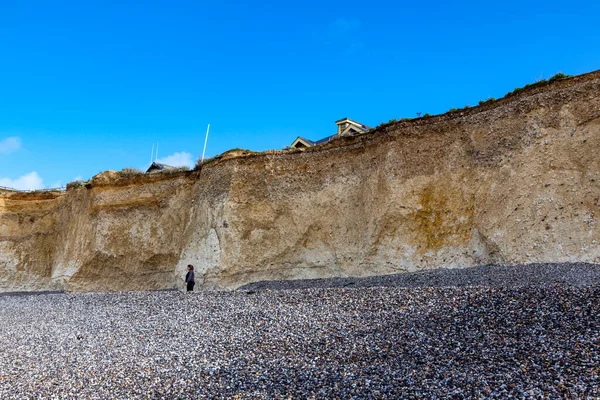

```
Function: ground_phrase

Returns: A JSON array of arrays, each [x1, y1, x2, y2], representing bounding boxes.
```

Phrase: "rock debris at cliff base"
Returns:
[[0, 265, 598, 399]]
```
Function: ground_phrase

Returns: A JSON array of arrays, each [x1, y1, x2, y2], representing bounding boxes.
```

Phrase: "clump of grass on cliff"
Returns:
[[549, 72, 569, 82], [372, 72, 573, 132], [505, 72, 571, 97], [373, 116, 418, 130], [195, 155, 222, 170], [66, 180, 89, 190], [120, 167, 144, 175], [478, 97, 496, 105]]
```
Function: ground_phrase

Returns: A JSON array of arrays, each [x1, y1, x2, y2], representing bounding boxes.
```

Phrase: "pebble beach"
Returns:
[[0, 263, 598, 399]]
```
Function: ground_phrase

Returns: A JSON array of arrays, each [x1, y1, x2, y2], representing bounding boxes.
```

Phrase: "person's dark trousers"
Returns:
[[187, 282, 195, 292]]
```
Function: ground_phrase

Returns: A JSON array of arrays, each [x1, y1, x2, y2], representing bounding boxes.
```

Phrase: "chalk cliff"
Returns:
[[1, 71, 599, 292]]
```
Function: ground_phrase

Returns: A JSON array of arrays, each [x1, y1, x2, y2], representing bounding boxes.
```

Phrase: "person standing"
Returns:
[[185, 264, 195, 292]]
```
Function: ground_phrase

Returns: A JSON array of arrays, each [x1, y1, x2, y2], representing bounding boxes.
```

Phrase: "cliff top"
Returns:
[[3, 68, 599, 199]]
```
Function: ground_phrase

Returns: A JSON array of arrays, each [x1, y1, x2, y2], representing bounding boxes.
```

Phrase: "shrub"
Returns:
[[549, 72, 570, 82], [507, 87, 524, 96], [526, 79, 547, 88], [505, 78, 548, 97], [66, 180, 87, 190], [479, 97, 496, 105]]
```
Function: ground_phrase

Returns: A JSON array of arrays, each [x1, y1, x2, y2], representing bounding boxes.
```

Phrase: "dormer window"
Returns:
[[289, 118, 370, 149]]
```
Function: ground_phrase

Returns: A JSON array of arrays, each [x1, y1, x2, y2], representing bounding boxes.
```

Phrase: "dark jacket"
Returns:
[[185, 270, 195, 283]]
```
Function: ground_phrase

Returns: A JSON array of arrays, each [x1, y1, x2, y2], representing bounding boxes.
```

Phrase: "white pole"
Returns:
[[150, 143, 154, 164], [156, 142, 159, 162], [201, 124, 210, 163]]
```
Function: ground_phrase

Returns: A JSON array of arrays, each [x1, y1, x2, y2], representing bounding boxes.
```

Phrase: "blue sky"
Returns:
[[1, 0, 599, 189]]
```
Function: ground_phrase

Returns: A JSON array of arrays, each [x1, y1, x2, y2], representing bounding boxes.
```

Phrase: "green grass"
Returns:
[[478, 97, 496, 105], [549, 72, 570, 82], [66, 180, 88, 189]]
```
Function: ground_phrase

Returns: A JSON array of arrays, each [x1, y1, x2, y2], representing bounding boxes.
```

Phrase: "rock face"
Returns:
[[1, 71, 599, 292]]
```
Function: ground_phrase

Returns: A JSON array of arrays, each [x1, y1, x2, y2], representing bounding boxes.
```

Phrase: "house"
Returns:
[[290, 118, 371, 149], [146, 162, 177, 173]]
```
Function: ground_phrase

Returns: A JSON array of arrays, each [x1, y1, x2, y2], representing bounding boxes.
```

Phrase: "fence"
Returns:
[[0, 185, 66, 193]]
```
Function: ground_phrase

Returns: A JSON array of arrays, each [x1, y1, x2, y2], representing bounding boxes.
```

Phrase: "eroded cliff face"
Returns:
[[1, 71, 599, 292]]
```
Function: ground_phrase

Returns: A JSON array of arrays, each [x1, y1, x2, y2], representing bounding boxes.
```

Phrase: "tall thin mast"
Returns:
[[201, 124, 210, 163]]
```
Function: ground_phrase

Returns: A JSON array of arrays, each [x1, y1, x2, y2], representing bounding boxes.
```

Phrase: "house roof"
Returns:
[[290, 118, 370, 148], [336, 118, 371, 132], [294, 136, 315, 146], [290, 137, 315, 148], [146, 162, 177, 172], [297, 137, 315, 146], [292, 134, 337, 147], [314, 134, 337, 145]]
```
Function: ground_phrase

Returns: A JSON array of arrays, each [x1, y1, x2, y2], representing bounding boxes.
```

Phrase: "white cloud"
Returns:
[[0, 137, 22, 154], [156, 152, 194, 168], [0, 171, 44, 191]]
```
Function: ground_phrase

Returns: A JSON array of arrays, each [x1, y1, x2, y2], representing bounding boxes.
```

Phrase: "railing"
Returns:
[[0, 185, 66, 193]]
